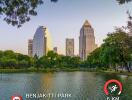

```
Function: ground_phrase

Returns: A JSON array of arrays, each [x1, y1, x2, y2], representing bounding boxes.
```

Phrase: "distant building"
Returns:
[[32, 26, 52, 57], [128, 23, 132, 36], [53, 47, 57, 53], [28, 39, 33, 57], [79, 20, 97, 60], [66, 38, 74, 56], [128, 28, 132, 36]]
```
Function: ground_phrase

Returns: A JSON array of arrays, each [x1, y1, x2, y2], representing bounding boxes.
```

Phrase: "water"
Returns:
[[0, 72, 132, 100]]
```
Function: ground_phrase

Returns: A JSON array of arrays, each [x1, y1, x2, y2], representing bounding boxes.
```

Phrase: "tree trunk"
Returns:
[[125, 62, 131, 72]]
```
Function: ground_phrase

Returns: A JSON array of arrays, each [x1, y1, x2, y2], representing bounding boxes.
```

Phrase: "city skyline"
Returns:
[[0, 0, 132, 55]]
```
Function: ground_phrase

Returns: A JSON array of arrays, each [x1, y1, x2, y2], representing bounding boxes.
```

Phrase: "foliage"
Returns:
[[0, 0, 132, 27], [0, 50, 32, 68], [0, 0, 57, 27], [0, 50, 81, 69], [86, 30, 132, 72], [126, 11, 132, 34], [116, 0, 132, 4], [38, 51, 81, 68]]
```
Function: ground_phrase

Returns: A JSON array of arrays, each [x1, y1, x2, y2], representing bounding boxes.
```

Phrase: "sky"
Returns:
[[0, 0, 132, 55]]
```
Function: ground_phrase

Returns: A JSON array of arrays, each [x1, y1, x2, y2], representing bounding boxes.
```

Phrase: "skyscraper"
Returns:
[[79, 20, 97, 60], [28, 39, 33, 57], [66, 38, 74, 56], [32, 26, 52, 57]]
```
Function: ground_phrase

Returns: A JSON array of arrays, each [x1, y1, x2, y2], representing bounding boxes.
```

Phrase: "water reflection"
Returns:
[[0, 72, 131, 100]]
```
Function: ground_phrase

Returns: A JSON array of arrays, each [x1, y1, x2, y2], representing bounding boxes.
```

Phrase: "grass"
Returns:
[[102, 70, 132, 76], [0, 67, 81, 73], [0, 67, 131, 76]]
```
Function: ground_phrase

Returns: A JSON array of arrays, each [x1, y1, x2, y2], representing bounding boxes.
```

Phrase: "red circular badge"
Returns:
[[104, 79, 122, 95]]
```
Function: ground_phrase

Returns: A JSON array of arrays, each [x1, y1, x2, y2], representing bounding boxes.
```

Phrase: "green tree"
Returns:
[[0, 50, 33, 69], [126, 11, 132, 34], [41, 51, 58, 68], [0, 50, 3, 57], [38, 56, 50, 68], [86, 30, 132, 72], [0, 0, 57, 27], [33, 54, 39, 70], [47, 51, 58, 66], [17, 53, 32, 68], [0, 57, 7, 68], [60, 56, 71, 67], [56, 55, 81, 68], [6, 59, 17, 68], [4, 50, 17, 59], [37, 51, 58, 68], [101, 30, 132, 72], [70, 57, 81, 68], [86, 47, 105, 69], [116, 0, 132, 4], [18, 60, 29, 68]]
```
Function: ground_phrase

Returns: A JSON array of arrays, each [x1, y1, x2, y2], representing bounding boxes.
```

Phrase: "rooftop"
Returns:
[[83, 20, 91, 27]]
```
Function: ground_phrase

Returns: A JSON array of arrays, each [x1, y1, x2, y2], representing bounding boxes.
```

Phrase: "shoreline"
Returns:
[[0, 68, 132, 76]]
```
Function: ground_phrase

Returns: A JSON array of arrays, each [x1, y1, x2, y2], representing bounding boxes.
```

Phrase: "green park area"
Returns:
[[0, 0, 132, 75]]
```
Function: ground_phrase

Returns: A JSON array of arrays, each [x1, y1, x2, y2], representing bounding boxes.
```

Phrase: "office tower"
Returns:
[[53, 47, 57, 53], [28, 39, 33, 57], [32, 26, 52, 57], [79, 20, 97, 60], [66, 38, 74, 56]]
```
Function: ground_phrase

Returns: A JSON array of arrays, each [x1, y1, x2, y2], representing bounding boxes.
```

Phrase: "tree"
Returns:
[[47, 51, 58, 67], [86, 30, 132, 72], [116, 0, 132, 4], [70, 56, 81, 68], [33, 54, 39, 69], [6, 59, 17, 68], [0, 50, 3, 57], [0, 0, 57, 27], [101, 30, 132, 72], [17, 53, 32, 68], [38, 56, 50, 68], [0, 50, 34, 69], [0, 57, 7, 68], [127, 11, 132, 34], [18, 60, 29, 68], [86, 47, 106, 69], [4, 50, 17, 59]]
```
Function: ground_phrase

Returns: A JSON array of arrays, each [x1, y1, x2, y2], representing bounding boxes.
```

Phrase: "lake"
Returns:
[[0, 72, 132, 100]]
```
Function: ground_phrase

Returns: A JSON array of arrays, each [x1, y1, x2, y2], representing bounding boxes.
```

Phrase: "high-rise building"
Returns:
[[28, 39, 33, 57], [32, 26, 52, 57], [79, 20, 97, 60], [66, 38, 74, 56], [53, 47, 57, 53]]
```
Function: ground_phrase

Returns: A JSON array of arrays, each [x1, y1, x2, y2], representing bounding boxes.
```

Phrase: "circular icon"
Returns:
[[104, 79, 122, 96], [13, 97, 20, 100], [11, 96, 22, 100]]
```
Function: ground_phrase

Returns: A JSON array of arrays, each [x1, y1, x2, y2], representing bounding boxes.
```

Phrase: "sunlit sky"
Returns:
[[0, 0, 132, 55]]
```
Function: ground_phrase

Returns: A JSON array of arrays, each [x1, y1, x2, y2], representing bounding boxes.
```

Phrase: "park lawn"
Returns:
[[0, 68, 131, 76]]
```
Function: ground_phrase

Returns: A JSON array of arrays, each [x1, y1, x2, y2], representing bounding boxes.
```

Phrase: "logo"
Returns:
[[11, 96, 22, 100], [104, 79, 123, 96]]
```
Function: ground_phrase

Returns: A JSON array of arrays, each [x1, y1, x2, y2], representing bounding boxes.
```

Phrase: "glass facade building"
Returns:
[[32, 26, 52, 57]]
